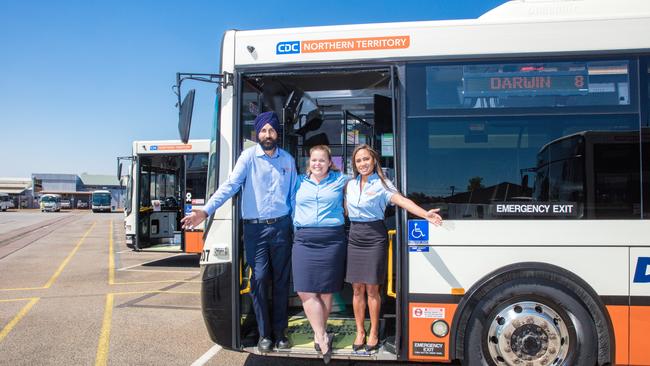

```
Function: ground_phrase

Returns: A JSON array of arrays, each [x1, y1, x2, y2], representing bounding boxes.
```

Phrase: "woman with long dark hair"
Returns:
[[345, 144, 442, 352]]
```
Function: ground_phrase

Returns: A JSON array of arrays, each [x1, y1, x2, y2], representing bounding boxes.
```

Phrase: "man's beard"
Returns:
[[260, 137, 277, 151]]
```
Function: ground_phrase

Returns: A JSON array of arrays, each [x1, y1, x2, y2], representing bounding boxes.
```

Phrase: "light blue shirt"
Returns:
[[293, 171, 347, 228], [346, 173, 396, 222], [202, 144, 297, 220]]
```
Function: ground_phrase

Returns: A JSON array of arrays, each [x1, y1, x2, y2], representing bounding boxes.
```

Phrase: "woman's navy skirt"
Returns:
[[292, 225, 346, 293]]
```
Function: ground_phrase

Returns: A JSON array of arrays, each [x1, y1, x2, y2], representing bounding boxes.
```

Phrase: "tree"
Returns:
[[467, 176, 484, 192]]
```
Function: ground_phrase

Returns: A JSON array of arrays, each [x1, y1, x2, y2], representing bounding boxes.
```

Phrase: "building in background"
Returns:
[[79, 173, 124, 210], [0, 178, 34, 208], [31, 173, 89, 209], [0, 173, 125, 210]]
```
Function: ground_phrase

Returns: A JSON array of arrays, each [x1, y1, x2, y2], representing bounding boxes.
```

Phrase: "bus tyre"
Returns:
[[463, 280, 598, 366]]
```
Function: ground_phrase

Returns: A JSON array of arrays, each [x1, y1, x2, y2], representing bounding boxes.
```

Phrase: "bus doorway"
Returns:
[[236, 67, 401, 360], [121, 140, 209, 254]]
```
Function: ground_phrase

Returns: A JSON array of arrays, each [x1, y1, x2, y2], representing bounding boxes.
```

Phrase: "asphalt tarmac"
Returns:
[[0, 211, 429, 366]]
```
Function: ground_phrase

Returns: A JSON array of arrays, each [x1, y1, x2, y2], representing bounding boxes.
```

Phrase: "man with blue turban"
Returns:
[[182, 111, 296, 352]]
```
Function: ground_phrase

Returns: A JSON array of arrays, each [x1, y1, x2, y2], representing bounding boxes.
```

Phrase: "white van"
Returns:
[[40, 194, 62, 212], [0, 193, 10, 211]]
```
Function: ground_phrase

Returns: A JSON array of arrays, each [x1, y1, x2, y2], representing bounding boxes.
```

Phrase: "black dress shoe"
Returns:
[[322, 332, 334, 364], [258, 337, 273, 352], [352, 341, 365, 352], [365, 339, 380, 353], [352, 332, 366, 352], [275, 335, 290, 350]]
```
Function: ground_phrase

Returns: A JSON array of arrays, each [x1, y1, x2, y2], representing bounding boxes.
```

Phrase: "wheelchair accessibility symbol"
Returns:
[[408, 220, 429, 243]]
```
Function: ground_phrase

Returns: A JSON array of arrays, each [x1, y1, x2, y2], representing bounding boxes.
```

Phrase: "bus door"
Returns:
[[183, 152, 209, 253], [236, 66, 401, 359], [135, 154, 183, 251]]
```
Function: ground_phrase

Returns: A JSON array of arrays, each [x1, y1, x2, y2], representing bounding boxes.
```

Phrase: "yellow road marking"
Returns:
[[95, 294, 114, 366], [0, 222, 96, 292], [0, 297, 38, 303], [0, 287, 47, 292], [95, 290, 199, 365], [43, 222, 97, 289], [0, 297, 39, 343]]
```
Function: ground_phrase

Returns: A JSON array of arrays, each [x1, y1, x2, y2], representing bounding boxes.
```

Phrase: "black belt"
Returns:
[[243, 215, 289, 225]]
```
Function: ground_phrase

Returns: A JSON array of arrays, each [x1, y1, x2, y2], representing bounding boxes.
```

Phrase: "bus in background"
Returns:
[[91, 190, 112, 213], [118, 140, 209, 253], [526, 128, 650, 220], [175, 1, 650, 365], [40, 194, 61, 212], [0, 193, 11, 212]]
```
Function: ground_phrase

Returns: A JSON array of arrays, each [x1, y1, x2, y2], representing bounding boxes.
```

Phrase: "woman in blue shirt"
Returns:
[[345, 144, 442, 352], [292, 145, 347, 363]]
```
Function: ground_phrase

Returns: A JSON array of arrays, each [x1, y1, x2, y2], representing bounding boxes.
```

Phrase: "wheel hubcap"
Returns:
[[486, 301, 569, 365]]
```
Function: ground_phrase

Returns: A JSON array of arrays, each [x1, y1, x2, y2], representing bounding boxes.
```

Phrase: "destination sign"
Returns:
[[463, 71, 589, 97], [489, 202, 579, 217]]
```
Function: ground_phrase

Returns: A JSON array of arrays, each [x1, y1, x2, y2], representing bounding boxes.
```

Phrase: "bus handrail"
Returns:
[[387, 229, 397, 298], [239, 258, 252, 295]]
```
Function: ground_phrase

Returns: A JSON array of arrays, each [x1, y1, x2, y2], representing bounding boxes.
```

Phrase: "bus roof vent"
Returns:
[[479, 0, 650, 21]]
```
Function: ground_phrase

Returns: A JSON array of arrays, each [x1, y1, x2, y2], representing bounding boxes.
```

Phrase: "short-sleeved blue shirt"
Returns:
[[293, 171, 348, 228], [346, 173, 396, 222]]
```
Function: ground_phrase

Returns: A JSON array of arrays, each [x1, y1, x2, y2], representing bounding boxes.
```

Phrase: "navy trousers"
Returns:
[[243, 215, 292, 339]]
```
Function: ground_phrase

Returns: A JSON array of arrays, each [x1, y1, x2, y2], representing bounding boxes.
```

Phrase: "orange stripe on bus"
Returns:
[[606, 305, 629, 366], [630, 305, 650, 365], [155, 144, 192, 150], [301, 36, 410, 53]]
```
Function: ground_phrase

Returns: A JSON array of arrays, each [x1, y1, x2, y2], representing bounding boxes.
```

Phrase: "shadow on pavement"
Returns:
[[141, 254, 200, 268]]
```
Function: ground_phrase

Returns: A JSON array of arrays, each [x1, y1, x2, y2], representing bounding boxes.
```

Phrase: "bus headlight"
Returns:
[[431, 320, 449, 337]]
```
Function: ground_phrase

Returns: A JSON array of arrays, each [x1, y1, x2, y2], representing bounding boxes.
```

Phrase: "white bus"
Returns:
[[118, 140, 209, 253], [91, 190, 112, 213], [0, 193, 11, 211], [176, 1, 650, 365], [40, 194, 61, 212]]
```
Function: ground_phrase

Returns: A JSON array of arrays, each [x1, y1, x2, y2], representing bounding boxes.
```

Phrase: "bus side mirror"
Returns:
[[117, 162, 122, 181], [178, 89, 196, 144]]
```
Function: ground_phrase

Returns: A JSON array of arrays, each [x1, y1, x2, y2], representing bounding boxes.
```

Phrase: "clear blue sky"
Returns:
[[0, 0, 506, 178]]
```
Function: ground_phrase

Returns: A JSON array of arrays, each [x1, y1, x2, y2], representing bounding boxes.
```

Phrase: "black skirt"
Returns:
[[345, 220, 388, 285], [292, 226, 346, 293]]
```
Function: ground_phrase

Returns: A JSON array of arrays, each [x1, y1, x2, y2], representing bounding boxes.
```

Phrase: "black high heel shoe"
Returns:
[[352, 332, 366, 352], [365, 336, 380, 353], [322, 332, 334, 364]]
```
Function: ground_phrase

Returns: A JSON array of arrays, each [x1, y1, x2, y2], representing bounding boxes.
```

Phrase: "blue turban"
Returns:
[[254, 111, 281, 137]]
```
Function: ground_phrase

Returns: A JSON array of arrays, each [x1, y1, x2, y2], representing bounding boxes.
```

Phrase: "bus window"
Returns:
[[408, 60, 632, 113], [405, 113, 642, 220], [186, 153, 208, 201], [645, 60, 650, 218]]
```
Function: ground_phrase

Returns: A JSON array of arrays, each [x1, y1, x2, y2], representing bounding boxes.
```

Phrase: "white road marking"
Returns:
[[120, 269, 200, 274], [191, 344, 222, 366], [117, 254, 186, 271]]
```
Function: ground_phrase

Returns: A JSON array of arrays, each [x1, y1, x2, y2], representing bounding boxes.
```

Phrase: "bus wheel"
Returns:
[[463, 281, 598, 366]]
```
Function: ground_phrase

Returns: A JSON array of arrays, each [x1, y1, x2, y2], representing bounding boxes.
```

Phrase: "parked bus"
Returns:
[[118, 140, 209, 253], [175, 1, 650, 365], [0, 193, 11, 211], [91, 190, 112, 213], [40, 194, 61, 212]]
